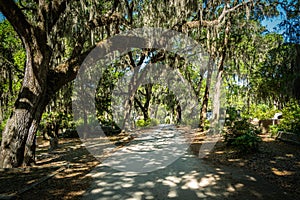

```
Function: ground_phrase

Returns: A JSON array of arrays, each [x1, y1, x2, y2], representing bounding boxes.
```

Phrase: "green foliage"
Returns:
[[248, 104, 279, 120], [40, 111, 75, 134], [136, 119, 151, 127], [272, 100, 300, 134], [269, 124, 279, 137], [223, 118, 261, 152], [232, 132, 262, 153], [0, 20, 25, 129], [225, 107, 240, 126], [0, 120, 5, 134], [0, 119, 7, 140], [252, 44, 300, 105], [135, 118, 159, 127]]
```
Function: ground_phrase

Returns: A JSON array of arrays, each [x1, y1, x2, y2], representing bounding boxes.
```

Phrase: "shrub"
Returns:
[[248, 104, 279, 120], [136, 119, 151, 127], [232, 131, 262, 152], [223, 118, 261, 152], [136, 118, 160, 127], [269, 124, 279, 137], [273, 100, 300, 134], [225, 107, 240, 126]]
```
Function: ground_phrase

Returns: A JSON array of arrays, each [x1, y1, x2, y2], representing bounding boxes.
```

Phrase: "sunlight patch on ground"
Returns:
[[235, 183, 244, 189], [186, 179, 199, 189], [167, 188, 178, 198], [285, 154, 294, 158], [274, 156, 287, 160], [214, 150, 225, 154], [228, 159, 241, 162], [91, 188, 104, 194], [199, 175, 218, 187], [271, 168, 295, 176], [227, 158, 246, 167], [162, 179, 177, 187], [166, 176, 181, 183], [140, 181, 155, 188], [226, 184, 236, 192]]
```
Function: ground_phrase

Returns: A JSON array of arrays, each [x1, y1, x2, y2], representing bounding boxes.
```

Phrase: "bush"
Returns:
[[232, 131, 262, 152], [136, 118, 160, 128], [269, 124, 279, 137], [225, 107, 240, 126], [223, 118, 261, 152], [273, 100, 300, 134], [136, 119, 151, 127], [248, 104, 279, 120]]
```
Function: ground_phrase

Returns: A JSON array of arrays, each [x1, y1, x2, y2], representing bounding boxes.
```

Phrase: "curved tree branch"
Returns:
[[0, 0, 33, 44], [184, 0, 253, 28]]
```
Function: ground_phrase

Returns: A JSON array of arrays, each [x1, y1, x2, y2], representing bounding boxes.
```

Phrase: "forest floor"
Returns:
[[0, 130, 299, 199], [203, 133, 300, 197]]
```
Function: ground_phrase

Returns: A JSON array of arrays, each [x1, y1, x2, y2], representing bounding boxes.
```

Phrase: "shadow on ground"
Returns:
[[83, 148, 295, 200]]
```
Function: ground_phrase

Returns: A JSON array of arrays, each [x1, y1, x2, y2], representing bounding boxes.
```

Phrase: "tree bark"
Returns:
[[0, 0, 92, 168], [0, 42, 50, 167], [199, 57, 214, 131]]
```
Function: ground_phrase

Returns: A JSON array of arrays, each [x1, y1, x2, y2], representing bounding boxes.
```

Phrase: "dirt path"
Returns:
[[83, 152, 294, 200], [0, 129, 299, 199], [82, 128, 296, 200]]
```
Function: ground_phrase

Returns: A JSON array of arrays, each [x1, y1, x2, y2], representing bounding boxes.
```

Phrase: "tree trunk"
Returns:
[[210, 67, 224, 131], [199, 85, 209, 130], [0, 77, 48, 168], [0, 34, 50, 167], [199, 58, 214, 130]]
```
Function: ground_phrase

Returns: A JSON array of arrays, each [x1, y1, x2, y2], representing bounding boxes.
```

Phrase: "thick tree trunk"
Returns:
[[0, 35, 50, 167], [0, 78, 48, 168], [0, 0, 88, 168]]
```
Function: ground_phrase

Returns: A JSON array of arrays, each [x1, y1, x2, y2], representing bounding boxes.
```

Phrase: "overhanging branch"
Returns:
[[0, 0, 33, 43], [184, 0, 253, 29]]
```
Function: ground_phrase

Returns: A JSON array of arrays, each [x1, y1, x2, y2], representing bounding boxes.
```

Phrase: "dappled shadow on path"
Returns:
[[83, 149, 292, 200]]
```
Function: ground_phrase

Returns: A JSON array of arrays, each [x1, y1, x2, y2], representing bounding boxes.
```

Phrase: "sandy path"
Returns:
[[82, 126, 293, 200]]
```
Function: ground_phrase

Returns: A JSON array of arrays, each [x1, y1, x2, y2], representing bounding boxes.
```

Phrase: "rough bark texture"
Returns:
[[0, 22, 50, 167], [0, 0, 79, 168], [0, 47, 49, 167]]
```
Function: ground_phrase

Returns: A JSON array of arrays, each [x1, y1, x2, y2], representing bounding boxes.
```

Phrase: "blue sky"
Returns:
[[262, 16, 285, 33], [261, 4, 287, 34]]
